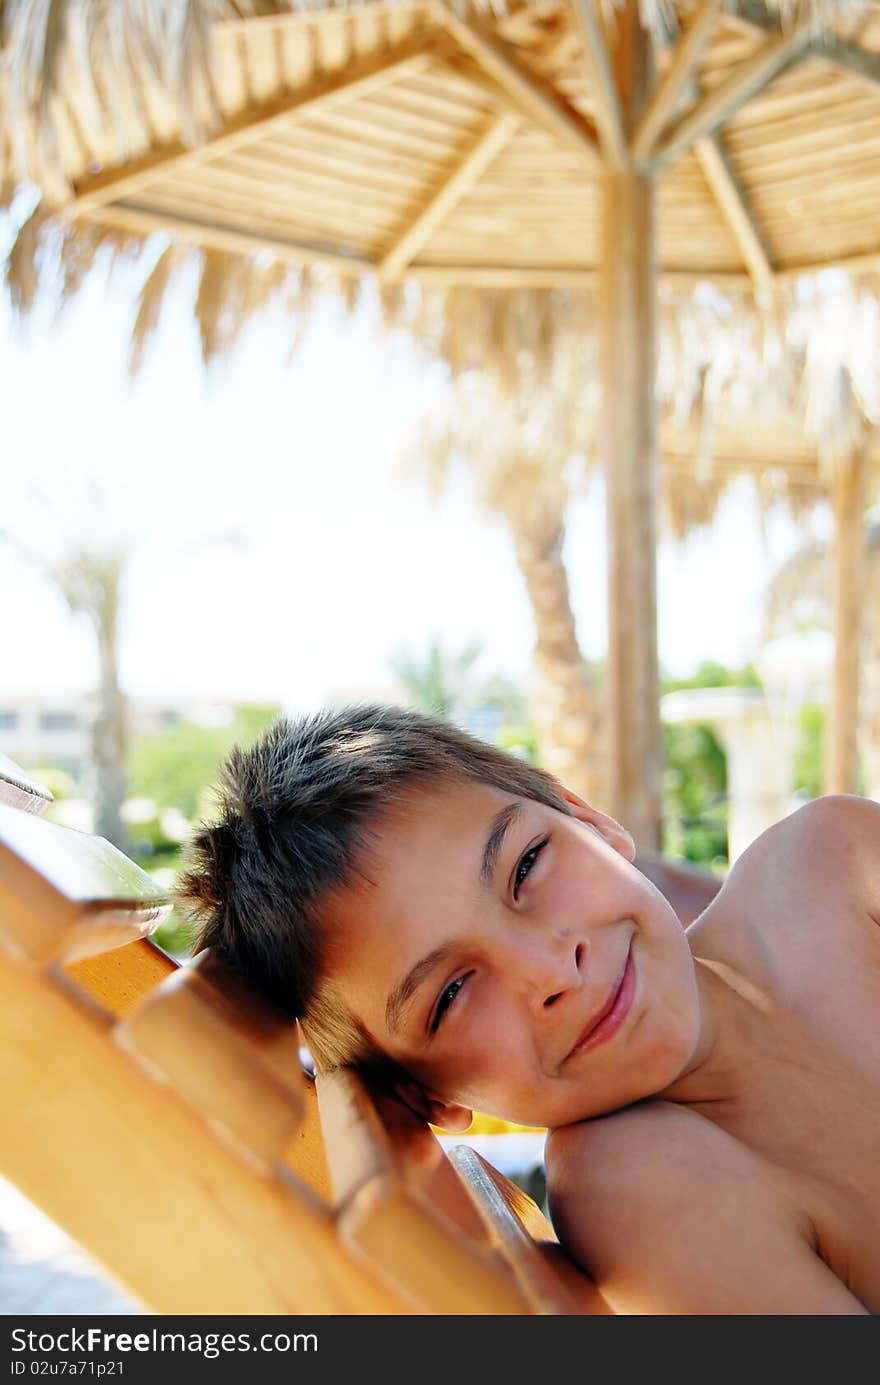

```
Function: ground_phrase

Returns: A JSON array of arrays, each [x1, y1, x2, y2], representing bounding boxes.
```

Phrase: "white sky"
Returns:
[[1, 207, 820, 717]]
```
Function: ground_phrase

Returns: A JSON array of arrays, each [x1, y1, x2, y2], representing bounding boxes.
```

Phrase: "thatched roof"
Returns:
[[3, 0, 879, 539], [2, 1, 879, 283]]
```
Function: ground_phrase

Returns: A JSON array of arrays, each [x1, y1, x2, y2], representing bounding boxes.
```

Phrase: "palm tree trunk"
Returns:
[[512, 514, 601, 803]]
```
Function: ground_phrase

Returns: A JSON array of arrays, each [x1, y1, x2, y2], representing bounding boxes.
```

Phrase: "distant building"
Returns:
[[0, 694, 236, 785]]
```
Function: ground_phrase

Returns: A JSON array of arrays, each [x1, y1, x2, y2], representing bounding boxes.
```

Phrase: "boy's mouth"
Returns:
[[563, 943, 635, 1065]]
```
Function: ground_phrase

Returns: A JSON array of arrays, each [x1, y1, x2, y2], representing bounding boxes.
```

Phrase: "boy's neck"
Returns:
[[659, 951, 775, 1109]]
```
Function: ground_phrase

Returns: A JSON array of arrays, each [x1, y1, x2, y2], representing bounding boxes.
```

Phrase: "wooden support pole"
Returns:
[[825, 449, 867, 796], [601, 0, 662, 848]]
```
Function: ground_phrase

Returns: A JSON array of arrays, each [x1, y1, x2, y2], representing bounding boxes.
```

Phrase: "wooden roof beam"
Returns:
[[431, 1, 600, 168], [379, 111, 518, 280], [633, 0, 723, 164], [694, 134, 774, 291], [80, 203, 372, 275], [566, 0, 627, 165], [64, 36, 437, 218], [408, 263, 751, 288], [652, 20, 812, 169]]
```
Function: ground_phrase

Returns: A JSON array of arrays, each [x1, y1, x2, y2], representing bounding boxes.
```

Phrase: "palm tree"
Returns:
[[408, 291, 603, 801], [1, 481, 131, 846], [1, 473, 243, 848], [389, 635, 485, 721]]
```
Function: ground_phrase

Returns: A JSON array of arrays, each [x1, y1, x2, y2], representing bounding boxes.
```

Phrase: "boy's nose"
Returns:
[[518, 934, 586, 1018]]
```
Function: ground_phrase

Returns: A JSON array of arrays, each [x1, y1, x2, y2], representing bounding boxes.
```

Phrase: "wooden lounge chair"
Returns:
[[0, 754, 606, 1315]]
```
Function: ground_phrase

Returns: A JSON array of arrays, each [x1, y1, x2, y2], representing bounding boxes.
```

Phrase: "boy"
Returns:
[[179, 705, 878, 1314]]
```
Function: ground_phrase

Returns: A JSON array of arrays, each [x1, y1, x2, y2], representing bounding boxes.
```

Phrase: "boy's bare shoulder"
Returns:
[[723, 794, 880, 904], [700, 795, 880, 969], [544, 1101, 867, 1314]]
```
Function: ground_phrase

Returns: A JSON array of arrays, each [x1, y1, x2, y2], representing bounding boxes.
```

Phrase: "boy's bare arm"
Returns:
[[545, 1103, 868, 1316]]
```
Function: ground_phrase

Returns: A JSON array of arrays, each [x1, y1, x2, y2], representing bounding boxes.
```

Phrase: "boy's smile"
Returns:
[[322, 777, 703, 1129]]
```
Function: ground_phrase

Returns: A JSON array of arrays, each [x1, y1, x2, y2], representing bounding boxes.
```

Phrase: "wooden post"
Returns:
[[825, 449, 866, 795], [600, 0, 662, 847]]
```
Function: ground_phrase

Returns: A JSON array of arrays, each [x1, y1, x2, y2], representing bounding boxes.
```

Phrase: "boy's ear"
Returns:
[[554, 784, 636, 864], [393, 1079, 473, 1133]]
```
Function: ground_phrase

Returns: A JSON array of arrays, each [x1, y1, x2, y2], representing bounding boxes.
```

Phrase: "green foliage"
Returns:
[[389, 635, 485, 718], [793, 702, 824, 799], [662, 722, 728, 868], [497, 723, 539, 763], [151, 906, 196, 962], [127, 703, 281, 820], [126, 703, 281, 960], [663, 660, 761, 693], [389, 636, 535, 755], [658, 661, 760, 869]]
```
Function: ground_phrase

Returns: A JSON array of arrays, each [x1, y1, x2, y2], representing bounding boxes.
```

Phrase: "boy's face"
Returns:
[[322, 778, 702, 1130]]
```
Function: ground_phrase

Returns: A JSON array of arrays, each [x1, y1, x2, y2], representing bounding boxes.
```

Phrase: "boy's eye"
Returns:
[[513, 837, 548, 900], [430, 973, 471, 1034]]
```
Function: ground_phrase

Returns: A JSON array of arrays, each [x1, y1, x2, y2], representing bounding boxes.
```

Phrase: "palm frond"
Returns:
[[4, 196, 52, 312], [128, 242, 182, 374]]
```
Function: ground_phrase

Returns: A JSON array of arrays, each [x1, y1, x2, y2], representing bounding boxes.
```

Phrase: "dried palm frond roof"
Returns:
[[2, 0, 879, 285], [5, 187, 878, 539]]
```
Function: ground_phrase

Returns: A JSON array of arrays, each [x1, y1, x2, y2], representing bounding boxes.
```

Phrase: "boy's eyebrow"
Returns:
[[479, 800, 524, 886], [386, 943, 456, 1036], [385, 800, 525, 1037]]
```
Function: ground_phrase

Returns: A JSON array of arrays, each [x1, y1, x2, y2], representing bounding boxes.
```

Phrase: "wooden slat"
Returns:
[[380, 111, 518, 277], [0, 802, 169, 968], [63, 937, 334, 1202], [213, 150, 421, 210], [728, 122, 880, 179], [450, 1145, 611, 1314], [0, 948, 405, 1313], [0, 753, 53, 816], [317, 1066, 533, 1313], [134, 182, 389, 241], [115, 948, 307, 1176], [307, 103, 454, 164], [64, 936, 177, 1019], [66, 36, 437, 217], [169, 161, 407, 223], [249, 132, 428, 192]]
